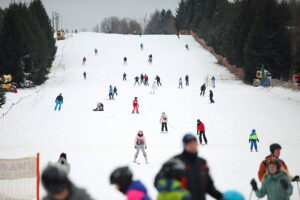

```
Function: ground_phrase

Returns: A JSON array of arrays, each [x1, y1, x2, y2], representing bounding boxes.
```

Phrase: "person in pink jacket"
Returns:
[[133, 130, 148, 164], [160, 112, 168, 133]]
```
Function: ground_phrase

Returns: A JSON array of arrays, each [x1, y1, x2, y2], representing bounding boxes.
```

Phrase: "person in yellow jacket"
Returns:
[[249, 129, 259, 152]]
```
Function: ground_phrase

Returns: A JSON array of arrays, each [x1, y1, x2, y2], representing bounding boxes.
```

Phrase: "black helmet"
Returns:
[[41, 164, 70, 195], [270, 143, 281, 154], [110, 166, 133, 193], [160, 158, 185, 180]]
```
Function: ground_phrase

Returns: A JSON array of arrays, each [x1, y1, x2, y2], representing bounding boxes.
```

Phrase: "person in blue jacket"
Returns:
[[109, 85, 114, 100], [54, 93, 63, 111], [249, 129, 259, 152]]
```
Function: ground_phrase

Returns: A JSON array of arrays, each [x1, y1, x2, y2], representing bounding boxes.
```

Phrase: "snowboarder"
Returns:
[[197, 119, 207, 145], [57, 153, 71, 175], [133, 130, 148, 163], [140, 43, 144, 50], [154, 158, 191, 200], [42, 164, 93, 200], [155, 75, 162, 86], [54, 93, 63, 111], [134, 76, 140, 86], [211, 76, 216, 88], [150, 82, 157, 94], [250, 158, 293, 200], [123, 72, 127, 81], [209, 90, 214, 103], [185, 75, 189, 86], [110, 166, 151, 200], [200, 83, 206, 96], [82, 57, 86, 65], [160, 112, 168, 133], [140, 74, 144, 84], [185, 44, 189, 50], [144, 74, 149, 85], [93, 102, 104, 111], [109, 85, 114, 100], [113, 86, 118, 96], [249, 129, 259, 152], [94, 48, 98, 55], [123, 57, 127, 65], [178, 78, 183, 89], [148, 54, 152, 64], [132, 97, 139, 114], [83, 72, 86, 80]]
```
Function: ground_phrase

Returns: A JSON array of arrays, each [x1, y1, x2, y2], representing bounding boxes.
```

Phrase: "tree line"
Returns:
[[0, 0, 56, 107], [175, 0, 300, 83]]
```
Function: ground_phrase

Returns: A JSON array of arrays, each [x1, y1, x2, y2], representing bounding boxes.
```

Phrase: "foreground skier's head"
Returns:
[[110, 166, 133, 193], [267, 158, 281, 174], [182, 134, 198, 154], [270, 143, 281, 157]]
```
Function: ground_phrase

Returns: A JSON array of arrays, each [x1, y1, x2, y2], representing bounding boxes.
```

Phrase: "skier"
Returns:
[[178, 78, 183, 89], [154, 158, 191, 200], [150, 82, 157, 94], [249, 129, 259, 152], [57, 153, 71, 175], [144, 74, 149, 85], [185, 75, 189, 86], [109, 85, 114, 100], [209, 90, 214, 103], [160, 112, 168, 133], [82, 57, 86, 65], [197, 119, 207, 145], [132, 97, 139, 114], [250, 158, 293, 200], [123, 72, 127, 81], [42, 164, 93, 200], [94, 48, 98, 55], [176, 32, 180, 39], [110, 166, 151, 200], [140, 43, 144, 50], [200, 83, 206, 96], [148, 54, 152, 64], [123, 57, 127, 65], [211, 76, 216, 88], [54, 93, 63, 111], [185, 44, 189, 50], [155, 75, 162, 86], [93, 102, 104, 111], [133, 130, 148, 164], [113, 86, 118, 96], [134, 76, 140, 86], [140, 74, 144, 84], [83, 72, 86, 80]]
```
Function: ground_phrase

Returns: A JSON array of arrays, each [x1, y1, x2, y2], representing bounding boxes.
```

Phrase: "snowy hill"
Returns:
[[1, 33, 300, 199]]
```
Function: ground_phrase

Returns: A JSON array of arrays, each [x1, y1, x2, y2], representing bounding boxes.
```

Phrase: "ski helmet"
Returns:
[[138, 130, 143, 136], [110, 166, 133, 193], [270, 143, 281, 154], [161, 158, 185, 180], [41, 164, 70, 195], [252, 129, 256, 133], [267, 158, 281, 171], [223, 190, 245, 200]]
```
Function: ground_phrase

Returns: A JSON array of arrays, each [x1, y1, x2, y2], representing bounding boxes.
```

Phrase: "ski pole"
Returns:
[[168, 122, 175, 130], [297, 181, 300, 198], [249, 189, 253, 200]]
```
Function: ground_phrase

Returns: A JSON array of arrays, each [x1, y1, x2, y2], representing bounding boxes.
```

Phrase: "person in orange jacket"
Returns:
[[132, 97, 139, 114]]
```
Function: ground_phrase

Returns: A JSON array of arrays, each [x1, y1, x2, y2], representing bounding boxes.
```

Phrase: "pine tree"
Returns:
[[175, 0, 186, 31], [0, 7, 4, 32]]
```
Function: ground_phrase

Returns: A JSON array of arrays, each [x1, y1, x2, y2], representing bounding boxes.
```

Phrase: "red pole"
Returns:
[[36, 153, 40, 200]]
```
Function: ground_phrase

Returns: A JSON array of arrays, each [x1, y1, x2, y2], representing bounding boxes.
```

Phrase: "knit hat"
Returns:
[[182, 134, 197, 146], [138, 130, 143, 137], [59, 153, 67, 160], [223, 190, 244, 200]]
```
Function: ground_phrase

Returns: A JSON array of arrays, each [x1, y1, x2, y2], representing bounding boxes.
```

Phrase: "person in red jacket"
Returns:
[[197, 119, 207, 145], [132, 97, 139, 114]]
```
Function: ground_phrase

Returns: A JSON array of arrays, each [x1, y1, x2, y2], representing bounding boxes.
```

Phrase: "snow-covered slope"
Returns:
[[1, 33, 300, 199]]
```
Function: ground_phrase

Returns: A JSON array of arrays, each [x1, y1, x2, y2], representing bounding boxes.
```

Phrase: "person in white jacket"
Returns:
[[133, 130, 148, 164], [150, 82, 157, 94], [160, 112, 168, 133], [57, 153, 71, 175]]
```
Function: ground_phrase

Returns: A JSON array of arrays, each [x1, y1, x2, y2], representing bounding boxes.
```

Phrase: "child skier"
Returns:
[[185, 44, 189, 50], [123, 72, 127, 81], [197, 119, 207, 145], [140, 43, 144, 50], [209, 90, 214, 103], [94, 48, 98, 55], [140, 74, 144, 84], [123, 57, 127, 65], [83, 72, 86, 80], [185, 75, 189, 86], [144, 74, 149, 85], [57, 153, 71, 175], [132, 97, 139, 114], [148, 54, 152, 64], [134, 76, 140, 86], [150, 82, 157, 94], [109, 85, 114, 100], [54, 93, 63, 111], [178, 78, 183, 89], [110, 166, 151, 200], [200, 84, 206, 96], [155, 75, 162, 86], [249, 129, 259, 152], [134, 130, 148, 164], [113, 86, 118, 96], [211, 76, 216, 88], [93, 102, 104, 111], [82, 57, 86, 65], [160, 112, 168, 133]]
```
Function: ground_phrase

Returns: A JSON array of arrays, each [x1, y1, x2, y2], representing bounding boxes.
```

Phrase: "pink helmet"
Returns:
[[137, 130, 143, 136]]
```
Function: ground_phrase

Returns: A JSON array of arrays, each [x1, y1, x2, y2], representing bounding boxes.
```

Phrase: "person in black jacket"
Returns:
[[200, 84, 206, 96], [54, 94, 63, 111], [209, 90, 214, 103], [155, 134, 223, 200]]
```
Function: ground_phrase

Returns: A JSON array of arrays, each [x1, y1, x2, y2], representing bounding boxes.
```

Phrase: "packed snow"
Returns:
[[1, 33, 300, 199]]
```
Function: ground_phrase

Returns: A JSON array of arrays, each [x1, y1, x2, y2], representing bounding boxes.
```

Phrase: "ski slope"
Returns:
[[1, 33, 300, 199]]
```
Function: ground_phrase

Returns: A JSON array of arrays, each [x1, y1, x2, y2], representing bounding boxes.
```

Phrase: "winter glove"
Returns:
[[257, 139, 259, 143], [134, 146, 137, 149], [250, 178, 258, 191], [292, 175, 299, 182], [145, 146, 147, 149], [280, 179, 289, 190]]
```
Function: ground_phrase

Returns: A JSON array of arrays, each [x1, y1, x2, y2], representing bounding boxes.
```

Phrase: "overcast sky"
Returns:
[[0, 0, 180, 30]]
